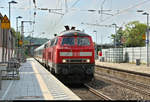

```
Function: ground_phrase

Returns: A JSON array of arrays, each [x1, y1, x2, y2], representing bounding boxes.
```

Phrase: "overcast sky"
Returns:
[[0, 0, 150, 44]]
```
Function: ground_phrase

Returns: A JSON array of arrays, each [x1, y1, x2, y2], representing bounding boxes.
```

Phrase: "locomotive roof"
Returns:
[[59, 30, 90, 37]]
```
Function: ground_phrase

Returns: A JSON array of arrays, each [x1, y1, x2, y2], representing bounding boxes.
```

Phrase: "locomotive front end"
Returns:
[[55, 31, 95, 83]]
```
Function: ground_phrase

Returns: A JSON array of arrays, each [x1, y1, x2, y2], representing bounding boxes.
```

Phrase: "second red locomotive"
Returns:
[[34, 26, 95, 83]]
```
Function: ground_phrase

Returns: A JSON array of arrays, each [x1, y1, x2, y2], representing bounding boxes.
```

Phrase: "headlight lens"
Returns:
[[86, 59, 90, 63], [62, 59, 66, 63]]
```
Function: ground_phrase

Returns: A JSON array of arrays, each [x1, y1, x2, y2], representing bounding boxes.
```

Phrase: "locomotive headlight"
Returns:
[[86, 59, 90, 63], [62, 59, 66, 63]]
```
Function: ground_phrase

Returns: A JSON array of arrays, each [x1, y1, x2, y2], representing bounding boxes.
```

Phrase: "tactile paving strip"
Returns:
[[32, 59, 80, 100]]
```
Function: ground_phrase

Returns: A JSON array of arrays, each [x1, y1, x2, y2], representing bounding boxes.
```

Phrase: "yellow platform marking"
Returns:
[[31, 62, 53, 100]]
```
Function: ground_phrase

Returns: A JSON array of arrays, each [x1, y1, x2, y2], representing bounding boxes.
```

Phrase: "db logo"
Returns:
[[73, 52, 79, 56]]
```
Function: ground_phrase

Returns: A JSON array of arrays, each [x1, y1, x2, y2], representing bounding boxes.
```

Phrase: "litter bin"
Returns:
[[136, 59, 140, 65]]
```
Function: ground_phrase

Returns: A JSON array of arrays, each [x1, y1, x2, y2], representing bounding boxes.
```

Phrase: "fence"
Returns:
[[102, 47, 123, 63], [102, 47, 148, 63]]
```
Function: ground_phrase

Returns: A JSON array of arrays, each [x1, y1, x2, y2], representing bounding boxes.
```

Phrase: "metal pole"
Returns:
[[16, 18, 18, 32], [96, 31, 97, 59], [16, 17, 19, 58], [115, 24, 117, 48], [9, 2, 10, 21], [8, 2, 11, 61], [112, 24, 117, 63], [21, 21, 23, 38], [93, 30, 97, 59], [147, 14, 149, 67], [101, 31, 102, 51], [96, 31, 97, 46], [16, 17, 18, 45], [20, 21, 23, 61], [17, 18, 19, 48], [65, 0, 68, 13]]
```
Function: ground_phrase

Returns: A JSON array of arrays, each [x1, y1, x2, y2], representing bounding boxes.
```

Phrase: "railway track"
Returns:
[[95, 72, 150, 97], [96, 71, 150, 90], [95, 65, 150, 85], [84, 84, 112, 100]]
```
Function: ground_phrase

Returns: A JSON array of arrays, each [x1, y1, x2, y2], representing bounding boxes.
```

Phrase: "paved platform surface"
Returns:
[[0, 58, 80, 100], [95, 60, 150, 75]]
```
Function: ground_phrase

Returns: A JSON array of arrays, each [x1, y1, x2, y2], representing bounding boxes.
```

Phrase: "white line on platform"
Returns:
[[1, 81, 13, 100]]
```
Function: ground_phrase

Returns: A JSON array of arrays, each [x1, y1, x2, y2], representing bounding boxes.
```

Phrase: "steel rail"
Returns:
[[95, 73, 150, 97], [84, 84, 112, 100], [96, 71, 150, 90]]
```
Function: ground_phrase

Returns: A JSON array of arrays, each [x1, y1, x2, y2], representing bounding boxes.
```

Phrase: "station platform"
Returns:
[[0, 58, 80, 100], [95, 60, 150, 75]]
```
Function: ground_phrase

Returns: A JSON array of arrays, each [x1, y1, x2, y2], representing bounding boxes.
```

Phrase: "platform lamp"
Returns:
[[112, 23, 117, 48], [137, 10, 149, 67], [16, 16, 22, 59], [8, 0, 17, 21], [16, 16, 23, 47], [93, 30, 98, 59]]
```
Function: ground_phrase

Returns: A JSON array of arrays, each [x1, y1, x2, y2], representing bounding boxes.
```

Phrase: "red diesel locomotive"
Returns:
[[34, 26, 95, 83]]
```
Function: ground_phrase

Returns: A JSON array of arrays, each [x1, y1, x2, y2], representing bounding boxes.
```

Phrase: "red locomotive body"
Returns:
[[34, 30, 95, 83]]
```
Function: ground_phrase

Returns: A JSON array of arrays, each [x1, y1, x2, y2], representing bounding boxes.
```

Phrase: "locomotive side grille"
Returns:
[[69, 59, 82, 63]]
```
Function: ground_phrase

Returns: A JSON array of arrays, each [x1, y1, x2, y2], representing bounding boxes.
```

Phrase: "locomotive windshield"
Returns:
[[77, 37, 90, 46], [61, 37, 90, 46], [62, 37, 75, 46]]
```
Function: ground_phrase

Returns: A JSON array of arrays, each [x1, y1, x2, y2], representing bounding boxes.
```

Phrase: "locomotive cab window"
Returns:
[[54, 38, 58, 46], [61, 37, 75, 46], [77, 37, 90, 46], [50, 38, 58, 46], [50, 39, 55, 46]]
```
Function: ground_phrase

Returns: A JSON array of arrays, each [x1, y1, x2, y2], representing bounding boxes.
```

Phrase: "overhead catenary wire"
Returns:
[[100, 0, 106, 22], [49, 0, 64, 38], [50, 0, 81, 36], [100, 0, 150, 24], [77, 0, 100, 29], [2, 0, 149, 40], [70, 0, 80, 8], [80, 0, 150, 29]]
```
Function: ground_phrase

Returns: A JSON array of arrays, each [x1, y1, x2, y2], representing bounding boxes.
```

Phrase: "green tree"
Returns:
[[11, 28, 16, 36], [123, 21, 147, 47], [111, 27, 124, 47], [11, 27, 30, 47], [10, 28, 22, 47]]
